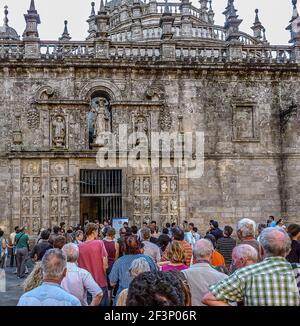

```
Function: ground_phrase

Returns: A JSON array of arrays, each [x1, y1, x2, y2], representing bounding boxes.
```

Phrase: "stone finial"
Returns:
[[3, 5, 8, 26], [99, 0, 105, 13], [164, 0, 170, 15], [286, 0, 300, 45], [208, 0, 215, 24], [199, 0, 208, 22], [251, 9, 265, 41], [59, 20, 71, 41], [223, 0, 243, 42], [90, 2, 96, 17], [23, 0, 41, 39]]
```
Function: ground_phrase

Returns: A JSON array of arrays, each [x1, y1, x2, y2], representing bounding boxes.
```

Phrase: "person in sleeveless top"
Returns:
[[103, 227, 119, 304]]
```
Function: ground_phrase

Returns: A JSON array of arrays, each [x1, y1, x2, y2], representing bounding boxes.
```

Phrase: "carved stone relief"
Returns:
[[49, 161, 69, 226], [159, 175, 179, 225], [132, 175, 152, 226], [21, 161, 41, 234]]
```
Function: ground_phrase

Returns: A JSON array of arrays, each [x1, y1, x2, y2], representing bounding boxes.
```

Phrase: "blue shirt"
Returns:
[[109, 254, 157, 297], [270, 221, 277, 227], [17, 282, 81, 306]]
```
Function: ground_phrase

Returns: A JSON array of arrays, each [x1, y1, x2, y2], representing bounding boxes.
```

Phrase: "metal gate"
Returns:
[[80, 170, 122, 221]]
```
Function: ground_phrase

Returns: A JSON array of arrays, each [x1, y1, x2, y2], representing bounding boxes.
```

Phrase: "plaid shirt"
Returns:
[[209, 257, 300, 306]]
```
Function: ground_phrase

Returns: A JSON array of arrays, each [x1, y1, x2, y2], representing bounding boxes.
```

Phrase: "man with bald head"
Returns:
[[182, 239, 227, 306], [202, 227, 300, 306]]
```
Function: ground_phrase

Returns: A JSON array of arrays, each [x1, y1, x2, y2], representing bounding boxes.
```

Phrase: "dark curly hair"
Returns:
[[126, 271, 185, 306]]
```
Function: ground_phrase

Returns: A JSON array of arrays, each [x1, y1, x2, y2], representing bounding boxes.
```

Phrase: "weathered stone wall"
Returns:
[[0, 63, 300, 234]]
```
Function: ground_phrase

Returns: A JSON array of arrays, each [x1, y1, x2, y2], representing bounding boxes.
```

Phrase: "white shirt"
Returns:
[[61, 262, 102, 306]]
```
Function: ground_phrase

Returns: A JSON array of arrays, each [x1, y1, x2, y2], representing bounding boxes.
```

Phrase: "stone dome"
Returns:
[[0, 6, 20, 41]]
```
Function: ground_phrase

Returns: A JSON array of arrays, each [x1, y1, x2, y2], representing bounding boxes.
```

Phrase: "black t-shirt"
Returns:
[[286, 240, 300, 263], [30, 240, 53, 261]]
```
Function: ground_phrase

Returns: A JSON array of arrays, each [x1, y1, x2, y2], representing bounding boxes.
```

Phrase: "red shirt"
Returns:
[[77, 240, 108, 288]]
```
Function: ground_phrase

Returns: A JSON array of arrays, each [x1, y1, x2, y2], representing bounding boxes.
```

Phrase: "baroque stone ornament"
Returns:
[[159, 103, 172, 131], [27, 106, 40, 129]]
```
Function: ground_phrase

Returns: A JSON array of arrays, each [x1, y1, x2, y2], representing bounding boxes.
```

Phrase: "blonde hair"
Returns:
[[23, 262, 43, 292], [167, 240, 186, 264]]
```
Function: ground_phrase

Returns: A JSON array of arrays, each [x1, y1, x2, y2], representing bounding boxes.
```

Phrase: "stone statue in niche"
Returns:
[[134, 115, 148, 146], [160, 177, 168, 193], [160, 197, 168, 214], [143, 177, 151, 194], [170, 197, 178, 212], [91, 98, 110, 147], [51, 198, 58, 215], [51, 178, 59, 195], [143, 197, 151, 212], [52, 115, 66, 148], [134, 197, 141, 212], [61, 178, 68, 194], [33, 199, 40, 215], [61, 198, 68, 216], [22, 178, 30, 195], [22, 198, 30, 215], [32, 178, 40, 195], [134, 178, 140, 193], [143, 215, 151, 225], [32, 217, 40, 234], [170, 177, 177, 193]]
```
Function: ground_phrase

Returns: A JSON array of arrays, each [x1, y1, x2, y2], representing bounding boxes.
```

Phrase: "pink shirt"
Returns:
[[161, 264, 188, 272], [77, 240, 108, 288]]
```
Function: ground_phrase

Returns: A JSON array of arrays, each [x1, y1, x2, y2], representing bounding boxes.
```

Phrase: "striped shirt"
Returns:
[[216, 237, 237, 266], [209, 257, 300, 306]]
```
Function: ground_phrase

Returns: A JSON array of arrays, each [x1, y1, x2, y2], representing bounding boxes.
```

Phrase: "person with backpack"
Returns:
[[0, 229, 8, 269], [15, 227, 29, 278]]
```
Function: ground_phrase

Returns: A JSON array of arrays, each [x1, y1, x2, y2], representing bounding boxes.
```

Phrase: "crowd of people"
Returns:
[[0, 216, 300, 306]]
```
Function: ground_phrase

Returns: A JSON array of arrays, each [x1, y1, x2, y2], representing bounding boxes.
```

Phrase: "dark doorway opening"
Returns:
[[80, 170, 122, 224]]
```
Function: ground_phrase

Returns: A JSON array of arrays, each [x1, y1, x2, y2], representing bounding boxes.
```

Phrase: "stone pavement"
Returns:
[[0, 265, 33, 306]]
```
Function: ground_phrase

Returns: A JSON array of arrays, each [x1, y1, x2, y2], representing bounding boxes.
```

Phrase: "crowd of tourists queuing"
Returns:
[[0, 216, 300, 306]]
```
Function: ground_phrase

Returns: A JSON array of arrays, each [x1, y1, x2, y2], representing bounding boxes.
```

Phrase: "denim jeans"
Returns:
[[87, 286, 109, 306]]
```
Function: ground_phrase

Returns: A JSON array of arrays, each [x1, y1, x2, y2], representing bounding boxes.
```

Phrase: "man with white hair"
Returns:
[[202, 227, 300, 306], [17, 249, 81, 306], [182, 239, 227, 306], [61, 243, 103, 306], [237, 218, 262, 261], [231, 244, 258, 272]]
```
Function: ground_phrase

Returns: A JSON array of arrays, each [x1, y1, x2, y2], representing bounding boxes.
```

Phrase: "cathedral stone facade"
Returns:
[[1, 0, 300, 234]]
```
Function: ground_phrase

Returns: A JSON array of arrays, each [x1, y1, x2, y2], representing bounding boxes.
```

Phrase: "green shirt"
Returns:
[[15, 232, 29, 249], [209, 257, 300, 306]]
